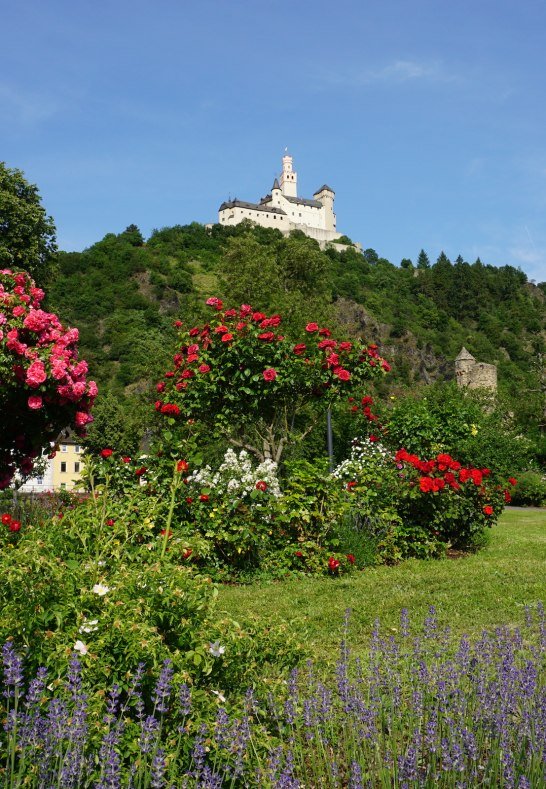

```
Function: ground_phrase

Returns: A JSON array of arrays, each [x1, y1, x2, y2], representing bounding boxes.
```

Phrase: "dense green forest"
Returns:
[[45, 222, 546, 459]]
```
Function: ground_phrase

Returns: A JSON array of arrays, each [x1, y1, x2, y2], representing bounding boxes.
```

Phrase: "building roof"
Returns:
[[284, 195, 322, 208], [314, 184, 335, 195], [272, 178, 280, 190], [455, 346, 476, 361], [219, 199, 287, 215]]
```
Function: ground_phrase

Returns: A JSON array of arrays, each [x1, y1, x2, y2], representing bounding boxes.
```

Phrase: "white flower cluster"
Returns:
[[332, 437, 391, 481], [187, 448, 282, 500]]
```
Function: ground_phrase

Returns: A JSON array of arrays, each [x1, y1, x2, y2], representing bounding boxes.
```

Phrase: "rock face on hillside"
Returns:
[[335, 298, 452, 386]]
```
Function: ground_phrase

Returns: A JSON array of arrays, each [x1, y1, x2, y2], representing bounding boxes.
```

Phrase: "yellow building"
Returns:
[[52, 436, 84, 490], [18, 433, 84, 493]]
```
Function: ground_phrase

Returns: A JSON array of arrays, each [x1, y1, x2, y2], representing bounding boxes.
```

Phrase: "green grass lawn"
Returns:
[[218, 508, 546, 665]]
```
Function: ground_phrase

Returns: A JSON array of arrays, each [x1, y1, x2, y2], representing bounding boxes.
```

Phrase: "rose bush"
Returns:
[[0, 269, 96, 487], [154, 298, 389, 463]]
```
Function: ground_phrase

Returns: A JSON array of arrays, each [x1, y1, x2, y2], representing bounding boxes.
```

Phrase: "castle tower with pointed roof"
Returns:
[[217, 152, 344, 246], [455, 347, 497, 390]]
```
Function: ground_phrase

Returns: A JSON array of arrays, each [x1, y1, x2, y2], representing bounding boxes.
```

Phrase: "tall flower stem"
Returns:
[[160, 461, 180, 560]]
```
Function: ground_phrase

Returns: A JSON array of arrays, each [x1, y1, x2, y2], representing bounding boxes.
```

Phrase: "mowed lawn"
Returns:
[[218, 508, 546, 664]]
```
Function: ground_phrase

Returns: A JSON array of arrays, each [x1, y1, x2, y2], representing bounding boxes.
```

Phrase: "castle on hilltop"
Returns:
[[217, 152, 344, 246]]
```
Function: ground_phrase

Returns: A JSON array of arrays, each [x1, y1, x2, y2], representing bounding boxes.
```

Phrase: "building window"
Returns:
[[74, 462, 80, 473], [60, 462, 67, 473], [74, 445, 81, 453], [36, 476, 43, 485], [61, 444, 67, 452]]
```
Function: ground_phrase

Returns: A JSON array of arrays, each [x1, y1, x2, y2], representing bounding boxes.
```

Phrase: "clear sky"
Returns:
[[2, 0, 546, 282]]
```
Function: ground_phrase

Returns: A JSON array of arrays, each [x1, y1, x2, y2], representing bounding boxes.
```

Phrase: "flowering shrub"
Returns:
[[187, 448, 282, 499], [0, 269, 96, 487], [0, 483, 305, 695], [155, 298, 389, 462]]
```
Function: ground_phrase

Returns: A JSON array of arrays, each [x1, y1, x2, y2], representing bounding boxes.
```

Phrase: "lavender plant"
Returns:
[[1, 604, 544, 787]]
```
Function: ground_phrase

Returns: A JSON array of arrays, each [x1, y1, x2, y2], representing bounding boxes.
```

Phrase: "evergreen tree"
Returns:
[[417, 249, 431, 269]]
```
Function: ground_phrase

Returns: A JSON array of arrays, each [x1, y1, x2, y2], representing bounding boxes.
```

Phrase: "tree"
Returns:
[[0, 162, 57, 284], [155, 297, 389, 462], [417, 249, 431, 269], [400, 258, 413, 269]]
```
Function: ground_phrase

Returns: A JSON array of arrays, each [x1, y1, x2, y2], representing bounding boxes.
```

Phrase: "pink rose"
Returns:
[[28, 395, 43, 410], [26, 360, 47, 388], [263, 368, 277, 382]]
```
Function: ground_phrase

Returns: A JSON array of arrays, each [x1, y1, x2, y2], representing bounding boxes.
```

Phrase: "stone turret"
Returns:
[[455, 347, 497, 391]]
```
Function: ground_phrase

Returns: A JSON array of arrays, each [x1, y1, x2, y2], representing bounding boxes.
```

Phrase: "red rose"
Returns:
[[160, 403, 180, 416], [2, 513, 12, 525], [121, 456, 131, 463], [305, 322, 319, 332], [483, 505, 494, 516], [240, 304, 252, 315], [135, 467, 147, 477], [224, 308, 237, 318], [258, 332, 275, 341], [339, 341, 352, 351], [185, 497, 193, 504], [504, 490, 511, 503], [101, 449, 113, 458], [199, 494, 209, 502], [173, 320, 183, 328], [381, 360, 391, 372], [361, 396, 373, 406], [236, 322, 247, 331], [295, 551, 304, 558], [252, 312, 265, 322], [183, 549, 193, 559], [293, 344, 306, 355], [255, 480, 267, 491], [214, 325, 228, 334], [177, 460, 189, 473], [346, 554, 356, 565], [189, 327, 200, 336], [328, 556, 340, 572], [156, 382, 166, 392], [9, 520, 21, 532], [106, 518, 116, 526], [221, 333, 234, 343], [369, 435, 378, 442], [186, 354, 199, 363], [334, 368, 351, 381], [508, 477, 517, 486], [347, 481, 357, 490], [263, 368, 277, 382], [160, 529, 173, 538]]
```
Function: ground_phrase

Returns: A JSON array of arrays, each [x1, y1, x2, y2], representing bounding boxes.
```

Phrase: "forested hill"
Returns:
[[46, 222, 546, 449]]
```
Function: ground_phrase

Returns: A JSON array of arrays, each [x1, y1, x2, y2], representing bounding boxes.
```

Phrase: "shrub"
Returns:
[[0, 483, 305, 697], [510, 471, 546, 507], [0, 269, 96, 488]]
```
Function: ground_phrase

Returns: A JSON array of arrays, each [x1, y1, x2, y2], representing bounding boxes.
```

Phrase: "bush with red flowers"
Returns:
[[0, 269, 96, 488], [154, 298, 389, 464]]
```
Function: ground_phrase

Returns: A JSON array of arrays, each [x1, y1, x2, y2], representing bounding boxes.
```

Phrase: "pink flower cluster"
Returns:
[[0, 269, 97, 488]]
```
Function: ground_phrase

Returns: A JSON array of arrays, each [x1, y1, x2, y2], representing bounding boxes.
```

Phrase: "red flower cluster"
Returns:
[[2, 513, 21, 532], [153, 299, 390, 423]]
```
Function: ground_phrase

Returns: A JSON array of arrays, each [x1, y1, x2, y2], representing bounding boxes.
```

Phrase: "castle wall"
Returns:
[[468, 363, 497, 390], [219, 205, 289, 230]]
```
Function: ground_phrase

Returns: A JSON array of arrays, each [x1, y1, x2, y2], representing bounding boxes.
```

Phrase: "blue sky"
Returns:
[[2, 0, 546, 282]]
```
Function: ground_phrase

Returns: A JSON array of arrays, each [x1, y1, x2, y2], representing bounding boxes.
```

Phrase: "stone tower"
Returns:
[[455, 347, 497, 391], [279, 151, 297, 197], [313, 185, 336, 232]]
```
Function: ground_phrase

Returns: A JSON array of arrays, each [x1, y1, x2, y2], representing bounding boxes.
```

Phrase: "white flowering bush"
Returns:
[[333, 437, 392, 485], [187, 448, 281, 501]]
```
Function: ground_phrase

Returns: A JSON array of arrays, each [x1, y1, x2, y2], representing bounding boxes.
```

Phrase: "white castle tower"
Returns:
[[279, 151, 297, 197]]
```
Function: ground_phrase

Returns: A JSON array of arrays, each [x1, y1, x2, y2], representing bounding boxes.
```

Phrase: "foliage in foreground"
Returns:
[[1, 605, 545, 787]]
